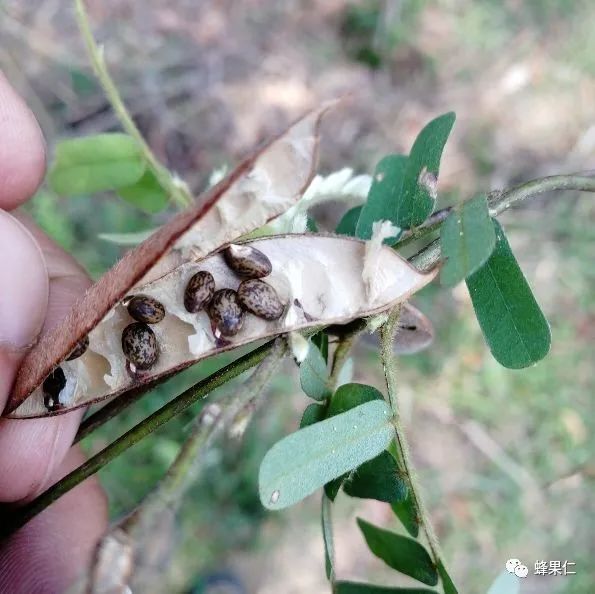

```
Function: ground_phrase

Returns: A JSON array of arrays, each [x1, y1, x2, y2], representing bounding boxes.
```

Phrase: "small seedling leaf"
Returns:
[[356, 154, 408, 240], [437, 560, 458, 594], [300, 341, 331, 401], [440, 194, 496, 287], [300, 403, 327, 428], [336, 583, 438, 594], [344, 450, 408, 503], [117, 170, 169, 213], [336, 205, 364, 236], [49, 133, 146, 195], [327, 383, 385, 417], [357, 518, 438, 586], [466, 220, 551, 368], [397, 112, 455, 228], [391, 492, 420, 538], [259, 400, 394, 510]]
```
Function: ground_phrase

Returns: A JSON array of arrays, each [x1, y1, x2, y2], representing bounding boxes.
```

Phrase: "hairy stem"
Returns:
[[74, 0, 192, 207], [380, 307, 443, 570], [327, 325, 362, 391]]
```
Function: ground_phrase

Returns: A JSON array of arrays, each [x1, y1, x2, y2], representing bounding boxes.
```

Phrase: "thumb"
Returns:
[[0, 209, 49, 411]]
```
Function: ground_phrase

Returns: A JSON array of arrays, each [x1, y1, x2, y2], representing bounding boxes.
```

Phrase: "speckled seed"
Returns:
[[66, 335, 90, 361], [43, 367, 67, 411], [126, 295, 166, 324], [121, 323, 159, 370], [208, 289, 245, 336], [237, 279, 285, 320], [184, 271, 215, 313], [223, 244, 272, 278]]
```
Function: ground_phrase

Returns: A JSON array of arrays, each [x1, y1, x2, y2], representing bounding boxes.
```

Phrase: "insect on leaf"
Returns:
[[336, 205, 364, 236], [357, 518, 438, 586], [259, 400, 394, 510], [466, 220, 551, 369], [344, 450, 408, 503], [356, 154, 407, 241], [117, 170, 169, 214], [49, 133, 146, 195], [396, 112, 456, 229], [336, 583, 438, 594], [300, 340, 331, 401], [440, 194, 496, 287]]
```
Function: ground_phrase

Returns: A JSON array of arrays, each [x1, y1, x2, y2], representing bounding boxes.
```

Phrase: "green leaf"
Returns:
[[336, 205, 363, 236], [117, 170, 169, 213], [312, 331, 329, 363], [397, 112, 455, 228], [307, 216, 319, 232], [466, 220, 551, 368], [327, 383, 384, 417], [321, 494, 335, 581], [437, 560, 458, 594], [336, 583, 438, 594], [356, 154, 407, 240], [440, 194, 496, 287], [486, 571, 519, 594], [299, 341, 331, 401], [259, 400, 394, 510], [344, 450, 407, 503], [357, 518, 438, 586], [391, 492, 420, 538], [49, 133, 146, 195], [300, 403, 327, 428], [324, 475, 345, 501]]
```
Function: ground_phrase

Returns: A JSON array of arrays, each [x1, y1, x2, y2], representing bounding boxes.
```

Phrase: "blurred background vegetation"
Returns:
[[1, 0, 594, 592]]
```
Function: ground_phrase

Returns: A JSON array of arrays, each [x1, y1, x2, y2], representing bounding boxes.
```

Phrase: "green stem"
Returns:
[[1, 341, 274, 538], [74, 0, 192, 207], [327, 325, 361, 391], [380, 307, 443, 570]]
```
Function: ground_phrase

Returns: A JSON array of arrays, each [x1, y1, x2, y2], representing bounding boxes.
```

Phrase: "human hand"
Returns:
[[0, 72, 107, 593]]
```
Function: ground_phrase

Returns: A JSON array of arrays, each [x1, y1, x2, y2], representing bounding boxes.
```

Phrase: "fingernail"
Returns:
[[0, 209, 48, 349]]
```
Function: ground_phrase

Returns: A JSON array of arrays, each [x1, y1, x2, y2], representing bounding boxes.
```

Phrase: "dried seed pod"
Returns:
[[121, 323, 159, 370], [184, 271, 215, 313], [223, 244, 272, 278], [126, 295, 166, 324], [238, 279, 285, 320], [66, 335, 90, 361], [208, 289, 245, 337], [43, 367, 67, 411]]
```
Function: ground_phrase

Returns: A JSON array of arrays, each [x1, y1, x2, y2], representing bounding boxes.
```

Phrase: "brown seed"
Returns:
[[43, 367, 67, 411], [208, 289, 245, 336], [223, 244, 272, 278], [66, 335, 90, 360], [238, 279, 285, 320], [121, 323, 159, 370], [126, 294, 166, 324], [184, 271, 215, 313]]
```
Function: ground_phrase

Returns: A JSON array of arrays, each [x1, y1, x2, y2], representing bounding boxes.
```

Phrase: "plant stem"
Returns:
[[1, 341, 275, 538], [327, 325, 361, 391], [74, 0, 192, 207], [380, 307, 443, 571]]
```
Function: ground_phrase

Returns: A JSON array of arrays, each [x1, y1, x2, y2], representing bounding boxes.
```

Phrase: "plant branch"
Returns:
[[380, 306, 444, 572], [74, 0, 192, 207], [327, 324, 362, 391], [2, 340, 277, 538]]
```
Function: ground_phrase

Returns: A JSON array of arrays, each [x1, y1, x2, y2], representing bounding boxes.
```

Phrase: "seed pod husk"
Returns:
[[121, 323, 159, 370], [223, 244, 272, 278], [43, 367, 67, 411], [126, 294, 166, 324], [66, 336, 90, 361], [237, 279, 285, 320], [184, 271, 215, 313], [208, 289, 245, 337]]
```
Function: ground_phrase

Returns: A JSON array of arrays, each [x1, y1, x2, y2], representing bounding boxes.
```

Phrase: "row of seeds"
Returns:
[[120, 244, 285, 373]]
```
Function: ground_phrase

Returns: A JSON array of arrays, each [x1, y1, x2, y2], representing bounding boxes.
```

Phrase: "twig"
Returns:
[[380, 306, 446, 575], [73, 0, 192, 207], [2, 341, 276, 538], [327, 324, 362, 391]]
